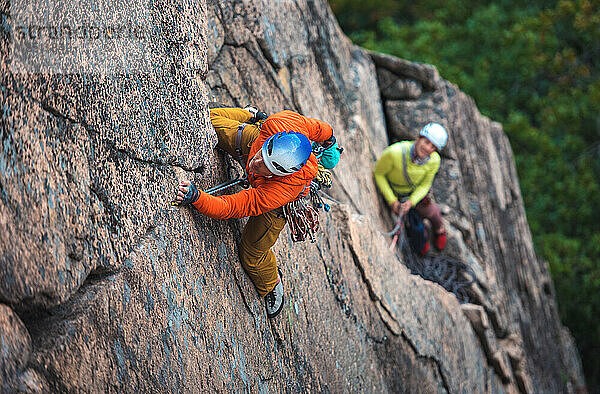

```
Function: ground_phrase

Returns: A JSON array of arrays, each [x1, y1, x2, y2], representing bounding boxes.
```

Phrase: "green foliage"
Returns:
[[329, 0, 404, 31], [329, 0, 600, 388]]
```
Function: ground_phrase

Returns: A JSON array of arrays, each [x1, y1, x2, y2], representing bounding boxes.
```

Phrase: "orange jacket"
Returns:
[[193, 110, 333, 219]]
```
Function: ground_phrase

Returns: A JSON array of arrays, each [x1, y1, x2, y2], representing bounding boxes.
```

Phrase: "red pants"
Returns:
[[415, 196, 444, 235]]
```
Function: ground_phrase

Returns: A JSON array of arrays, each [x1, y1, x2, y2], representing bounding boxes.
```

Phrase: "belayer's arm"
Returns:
[[373, 150, 397, 206]]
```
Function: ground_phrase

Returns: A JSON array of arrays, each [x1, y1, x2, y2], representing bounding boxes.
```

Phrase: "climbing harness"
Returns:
[[211, 117, 260, 195], [232, 112, 268, 167], [282, 161, 335, 243], [234, 123, 249, 167]]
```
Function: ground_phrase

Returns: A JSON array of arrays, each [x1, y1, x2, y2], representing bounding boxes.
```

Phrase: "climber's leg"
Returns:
[[239, 210, 286, 297], [210, 108, 259, 164]]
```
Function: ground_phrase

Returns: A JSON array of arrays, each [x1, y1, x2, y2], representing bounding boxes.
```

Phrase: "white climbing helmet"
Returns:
[[261, 131, 312, 176], [419, 123, 448, 150]]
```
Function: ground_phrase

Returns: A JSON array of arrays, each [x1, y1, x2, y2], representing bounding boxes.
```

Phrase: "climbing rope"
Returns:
[[314, 163, 332, 188], [405, 254, 476, 304], [384, 214, 405, 251], [283, 198, 320, 242], [282, 164, 333, 242], [384, 213, 476, 303]]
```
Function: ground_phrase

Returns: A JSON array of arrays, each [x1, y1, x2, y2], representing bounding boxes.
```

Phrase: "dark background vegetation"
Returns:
[[328, 0, 599, 389]]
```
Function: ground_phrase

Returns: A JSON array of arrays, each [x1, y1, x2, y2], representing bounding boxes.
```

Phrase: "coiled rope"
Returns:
[[283, 198, 320, 242], [283, 164, 332, 243]]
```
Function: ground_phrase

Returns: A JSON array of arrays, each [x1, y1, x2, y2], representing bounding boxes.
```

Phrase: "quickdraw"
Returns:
[[283, 198, 320, 242], [309, 164, 332, 212], [283, 164, 333, 243]]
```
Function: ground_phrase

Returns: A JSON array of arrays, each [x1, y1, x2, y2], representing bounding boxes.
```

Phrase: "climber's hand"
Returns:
[[400, 200, 413, 216], [391, 200, 401, 215], [172, 180, 199, 206], [321, 135, 336, 149]]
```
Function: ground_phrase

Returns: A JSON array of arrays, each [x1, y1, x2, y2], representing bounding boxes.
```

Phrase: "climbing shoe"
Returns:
[[419, 241, 430, 256], [244, 105, 268, 124], [434, 232, 447, 250], [265, 277, 284, 319]]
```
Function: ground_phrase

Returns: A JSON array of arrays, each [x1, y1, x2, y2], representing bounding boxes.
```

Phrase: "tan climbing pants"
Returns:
[[210, 107, 286, 297]]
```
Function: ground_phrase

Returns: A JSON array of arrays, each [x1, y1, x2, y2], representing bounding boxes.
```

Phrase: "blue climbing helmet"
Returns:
[[261, 131, 312, 176]]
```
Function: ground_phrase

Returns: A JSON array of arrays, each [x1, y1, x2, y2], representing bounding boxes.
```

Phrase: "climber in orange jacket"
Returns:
[[173, 107, 339, 318]]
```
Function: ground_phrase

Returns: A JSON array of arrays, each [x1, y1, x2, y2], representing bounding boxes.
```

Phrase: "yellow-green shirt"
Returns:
[[373, 141, 440, 206]]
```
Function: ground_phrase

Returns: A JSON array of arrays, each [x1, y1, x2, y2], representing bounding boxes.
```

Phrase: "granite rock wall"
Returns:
[[0, 0, 584, 392]]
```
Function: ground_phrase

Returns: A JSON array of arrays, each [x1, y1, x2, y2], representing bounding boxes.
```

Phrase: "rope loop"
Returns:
[[282, 164, 333, 242]]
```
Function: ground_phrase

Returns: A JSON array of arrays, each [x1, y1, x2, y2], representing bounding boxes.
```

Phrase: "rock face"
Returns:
[[0, 0, 585, 392]]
